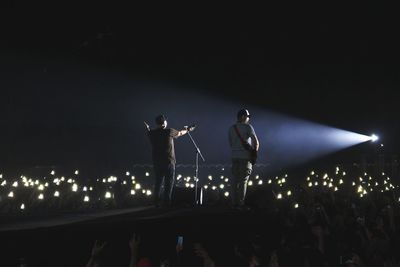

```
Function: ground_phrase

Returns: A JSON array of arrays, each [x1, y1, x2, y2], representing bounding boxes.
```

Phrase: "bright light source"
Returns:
[[277, 193, 282, 199], [130, 190, 136, 195], [75, 170, 79, 175], [38, 193, 44, 200], [20, 203, 25, 210], [146, 190, 152, 196], [84, 196, 90, 202], [145, 172, 150, 177], [54, 191, 60, 197], [224, 192, 229, 197], [135, 183, 141, 190], [258, 180, 263, 185], [370, 134, 379, 142], [105, 192, 112, 199], [8, 191, 14, 198], [72, 184, 78, 192], [294, 203, 299, 209]]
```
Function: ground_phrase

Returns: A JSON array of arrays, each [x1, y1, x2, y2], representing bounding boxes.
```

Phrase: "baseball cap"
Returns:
[[155, 114, 167, 125], [237, 109, 251, 118]]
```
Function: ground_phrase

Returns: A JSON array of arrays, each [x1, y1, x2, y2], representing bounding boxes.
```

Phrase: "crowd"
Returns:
[[2, 164, 400, 266]]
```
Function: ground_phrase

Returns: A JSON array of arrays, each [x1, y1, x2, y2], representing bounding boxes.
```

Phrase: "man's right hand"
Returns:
[[144, 121, 150, 131]]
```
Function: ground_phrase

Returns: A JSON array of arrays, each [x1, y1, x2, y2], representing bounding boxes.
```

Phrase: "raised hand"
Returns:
[[129, 233, 141, 255], [144, 121, 150, 131], [91, 240, 107, 257]]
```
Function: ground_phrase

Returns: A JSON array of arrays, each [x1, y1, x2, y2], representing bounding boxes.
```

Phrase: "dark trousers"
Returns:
[[153, 163, 175, 206], [231, 159, 253, 206]]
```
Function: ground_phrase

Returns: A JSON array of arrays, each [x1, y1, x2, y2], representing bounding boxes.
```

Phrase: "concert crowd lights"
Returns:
[[0, 164, 398, 214]]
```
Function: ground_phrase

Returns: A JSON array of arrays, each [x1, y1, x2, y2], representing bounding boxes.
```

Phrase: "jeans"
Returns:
[[153, 163, 175, 206], [231, 159, 253, 206]]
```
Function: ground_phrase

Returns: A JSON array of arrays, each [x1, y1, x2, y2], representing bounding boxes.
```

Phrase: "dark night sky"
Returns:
[[0, 3, 399, 170]]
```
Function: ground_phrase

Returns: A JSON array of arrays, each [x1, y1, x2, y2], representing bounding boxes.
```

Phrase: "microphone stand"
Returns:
[[186, 129, 205, 205]]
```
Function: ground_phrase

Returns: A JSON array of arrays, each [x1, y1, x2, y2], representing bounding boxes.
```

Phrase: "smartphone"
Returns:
[[177, 236, 183, 247]]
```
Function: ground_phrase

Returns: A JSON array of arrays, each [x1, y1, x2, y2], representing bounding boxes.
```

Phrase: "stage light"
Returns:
[[126, 171, 130, 176], [12, 181, 18, 187], [255, 175, 259, 179], [277, 193, 282, 199], [204, 185, 208, 189], [135, 183, 141, 190], [84, 196, 90, 202], [287, 190, 292, 196], [146, 190, 152, 196], [248, 181, 253, 186], [258, 180, 263, 185], [224, 192, 229, 197], [38, 184, 44, 191], [145, 172, 149, 177], [20, 203, 25, 210], [83, 186, 87, 192], [38, 193, 44, 200], [75, 170, 79, 175], [105, 192, 112, 199], [294, 203, 299, 209], [268, 179, 272, 184], [130, 190, 136, 195], [371, 134, 379, 142], [51, 170, 55, 175], [8, 191, 14, 198], [219, 184, 225, 189], [54, 191, 60, 197]]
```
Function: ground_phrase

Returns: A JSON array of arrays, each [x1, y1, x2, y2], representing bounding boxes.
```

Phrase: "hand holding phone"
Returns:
[[177, 236, 183, 246]]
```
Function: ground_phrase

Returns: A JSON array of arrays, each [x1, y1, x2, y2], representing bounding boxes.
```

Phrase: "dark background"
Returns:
[[0, 3, 398, 171]]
